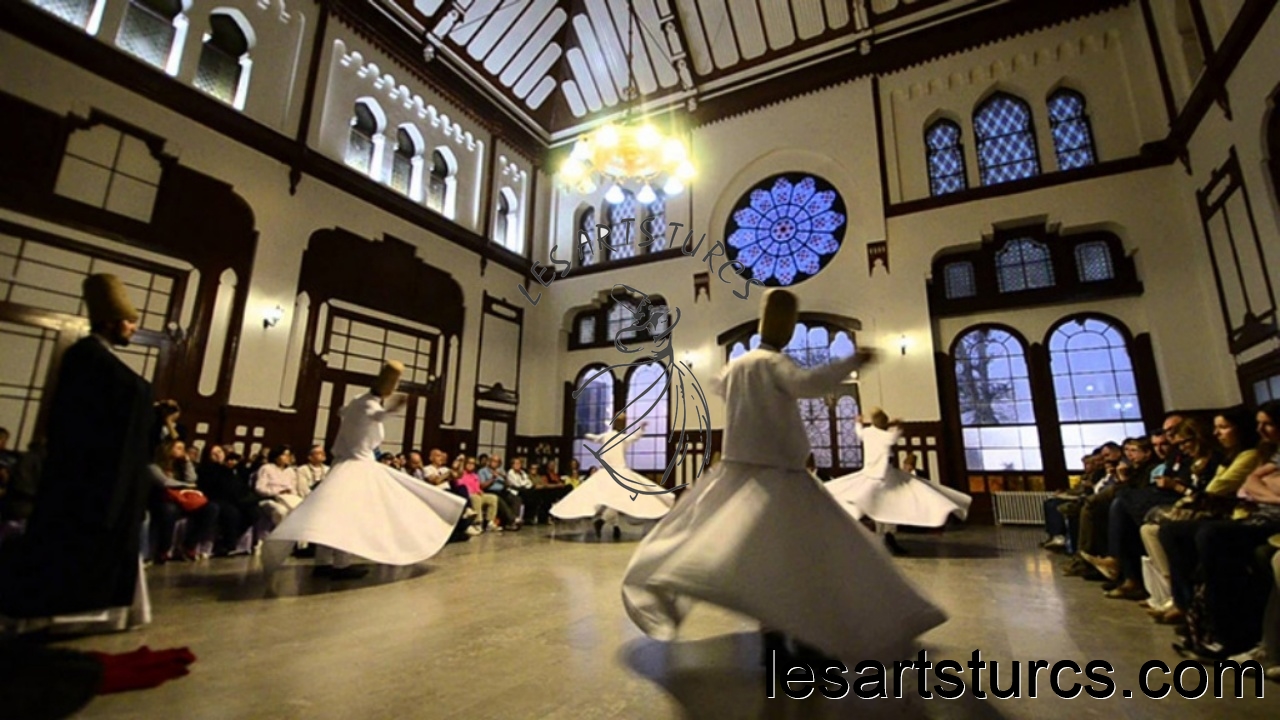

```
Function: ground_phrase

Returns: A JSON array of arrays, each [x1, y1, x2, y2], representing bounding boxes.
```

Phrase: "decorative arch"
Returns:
[[1046, 87, 1097, 170], [973, 90, 1040, 186], [347, 98, 386, 179], [194, 9, 255, 109], [575, 204, 598, 266], [949, 324, 1040, 472], [923, 115, 967, 196], [571, 363, 616, 471], [495, 186, 521, 253], [116, 0, 193, 76], [427, 145, 458, 219], [623, 361, 669, 472], [391, 123, 425, 201]]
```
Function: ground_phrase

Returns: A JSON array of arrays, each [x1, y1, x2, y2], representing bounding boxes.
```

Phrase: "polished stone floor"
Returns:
[[56, 525, 1276, 719]]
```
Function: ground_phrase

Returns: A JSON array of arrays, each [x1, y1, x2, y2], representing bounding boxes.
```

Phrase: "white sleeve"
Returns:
[[774, 354, 862, 398], [705, 364, 728, 398]]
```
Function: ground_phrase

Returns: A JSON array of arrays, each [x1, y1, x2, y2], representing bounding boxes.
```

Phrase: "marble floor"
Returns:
[[54, 525, 1277, 719]]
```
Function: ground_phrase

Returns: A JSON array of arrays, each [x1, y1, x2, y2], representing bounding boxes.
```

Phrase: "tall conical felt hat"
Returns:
[[758, 288, 798, 349], [83, 274, 140, 324], [372, 361, 404, 397]]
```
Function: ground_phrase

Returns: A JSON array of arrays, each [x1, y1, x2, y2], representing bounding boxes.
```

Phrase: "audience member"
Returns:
[[479, 455, 517, 530], [456, 457, 497, 533], [296, 445, 329, 498], [149, 440, 219, 562], [506, 457, 534, 529], [254, 446, 302, 530], [196, 445, 260, 556]]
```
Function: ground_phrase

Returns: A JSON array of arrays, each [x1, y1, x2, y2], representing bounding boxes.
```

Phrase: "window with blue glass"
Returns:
[[572, 366, 614, 470], [944, 261, 977, 299], [606, 190, 638, 260], [925, 119, 968, 196], [974, 93, 1041, 186], [1074, 241, 1113, 283], [644, 192, 667, 251], [953, 327, 1042, 471], [725, 173, 847, 287], [996, 238, 1054, 293], [1049, 317, 1144, 470], [1047, 89, 1096, 170], [577, 207, 597, 266]]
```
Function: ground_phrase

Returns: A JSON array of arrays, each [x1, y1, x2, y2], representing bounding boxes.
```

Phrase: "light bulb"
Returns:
[[676, 160, 695, 180], [637, 125, 661, 148], [605, 183, 625, 204], [559, 158, 585, 183], [596, 124, 619, 148], [576, 176, 598, 194], [662, 138, 686, 163], [636, 183, 657, 204], [570, 139, 591, 161], [663, 177, 684, 196]]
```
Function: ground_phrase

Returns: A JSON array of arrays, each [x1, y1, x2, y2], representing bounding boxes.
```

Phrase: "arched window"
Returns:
[[389, 127, 418, 198], [572, 367, 614, 470], [996, 238, 1054, 293], [725, 174, 847, 286], [953, 327, 1041, 471], [577, 206, 597, 266], [605, 190, 638, 260], [974, 92, 1040, 186], [1074, 241, 1114, 282], [1047, 89, 1096, 170], [346, 101, 382, 177], [495, 188, 520, 253], [1049, 317, 1144, 470], [194, 11, 252, 109], [426, 150, 450, 214], [116, 0, 189, 75], [625, 362, 668, 472], [944, 261, 977, 299], [28, 0, 107, 34], [925, 119, 968, 196], [727, 322, 860, 470], [643, 192, 668, 251]]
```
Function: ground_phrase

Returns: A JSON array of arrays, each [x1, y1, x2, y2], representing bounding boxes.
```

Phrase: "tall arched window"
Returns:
[[116, 0, 189, 75], [573, 367, 614, 470], [974, 92, 1040, 186], [996, 238, 1054, 293], [953, 327, 1041, 471], [625, 362, 668, 472], [925, 119, 968, 196], [346, 101, 382, 177], [1048, 317, 1144, 469], [495, 188, 520, 253], [426, 150, 450, 214], [389, 127, 418, 198], [605, 190, 638, 260], [194, 11, 252, 109], [29, 0, 107, 34], [728, 322, 860, 470], [1047, 89, 1096, 170], [577, 206, 597, 266], [643, 192, 667, 251]]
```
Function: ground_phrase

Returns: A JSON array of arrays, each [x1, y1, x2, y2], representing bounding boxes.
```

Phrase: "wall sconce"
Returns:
[[680, 350, 698, 368], [263, 305, 284, 329], [898, 334, 910, 356]]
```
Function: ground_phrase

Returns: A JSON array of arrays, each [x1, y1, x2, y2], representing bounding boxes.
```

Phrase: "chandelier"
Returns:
[[555, 4, 694, 204]]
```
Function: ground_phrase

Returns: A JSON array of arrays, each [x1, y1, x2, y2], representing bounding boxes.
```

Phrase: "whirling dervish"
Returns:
[[263, 361, 466, 579], [621, 289, 947, 666], [551, 413, 674, 540], [826, 408, 971, 555]]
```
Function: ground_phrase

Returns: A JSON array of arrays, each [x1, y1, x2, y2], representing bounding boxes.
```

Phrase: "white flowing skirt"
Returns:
[[264, 459, 465, 567], [622, 462, 947, 663], [826, 467, 971, 528], [550, 467, 674, 523]]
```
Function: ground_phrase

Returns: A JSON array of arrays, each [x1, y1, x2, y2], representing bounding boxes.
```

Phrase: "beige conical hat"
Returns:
[[758, 288, 797, 349], [83, 274, 140, 324], [372, 361, 404, 397]]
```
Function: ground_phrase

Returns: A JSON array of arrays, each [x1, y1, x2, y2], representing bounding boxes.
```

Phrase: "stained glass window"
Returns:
[[925, 119, 967, 196], [606, 191, 638, 260], [608, 301, 638, 343], [1050, 317, 1144, 469], [625, 362, 668, 471], [495, 190, 520, 253], [577, 207, 597, 267], [996, 238, 1054, 293], [194, 13, 249, 107], [954, 327, 1042, 471], [346, 101, 379, 175], [944, 261, 976, 299], [644, 192, 667, 251], [29, 0, 97, 30], [426, 151, 449, 213], [1047, 89, 1096, 170], [726, 322, 859, 470], [974, 93, 1040, 186], [116, 0, 183, 72], [577, 316, 596, 345], [572, 367, 614, 470], [725, 174, 846, 286], [1075, 241, 1113, 283], [389, 129, 415, 196]]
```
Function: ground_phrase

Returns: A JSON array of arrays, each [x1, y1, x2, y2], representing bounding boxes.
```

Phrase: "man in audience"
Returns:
[[296, 445, 329, 498], [405, 450, 427, 482], [507, 457, 534, 528], [0, 275, 155, 632], [425, 448, 473, 542], [480, 455, 520, 530]]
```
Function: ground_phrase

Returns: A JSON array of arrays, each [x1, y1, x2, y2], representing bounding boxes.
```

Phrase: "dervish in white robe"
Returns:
[[550, 419, 674, 538]]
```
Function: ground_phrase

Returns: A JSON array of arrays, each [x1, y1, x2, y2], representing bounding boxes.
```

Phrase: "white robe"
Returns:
[[826, 424, 971, 527], [622, 348, 947, 662], [551, 428, 674, 526], [265, 392, 465, 567]]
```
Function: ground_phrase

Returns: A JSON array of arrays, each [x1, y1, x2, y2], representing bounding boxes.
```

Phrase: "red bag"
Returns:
[[165, 488, 208, 513]]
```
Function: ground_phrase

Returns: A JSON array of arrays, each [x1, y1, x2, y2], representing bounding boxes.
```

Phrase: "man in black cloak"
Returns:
[[0, 274, 155, 632]]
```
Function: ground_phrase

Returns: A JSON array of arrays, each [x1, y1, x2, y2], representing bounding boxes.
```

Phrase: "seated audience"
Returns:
[[296, 445, 329, 497], [479, 455, 519, 530], [529, 461, 571, 525], [254, 446, 302, 529], [197, 445, 260, 556], [507, 457, 534, 527], [456, 457, 497, 533], [149, 439, 219, 562], [563, 458, 583, 488]]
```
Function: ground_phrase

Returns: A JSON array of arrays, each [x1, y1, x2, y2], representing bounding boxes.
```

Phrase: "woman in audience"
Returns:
[[197, 445, 260, 556], [1150, 411, 1259, 626], [254, 446, 302, 531], [149, 440, 219, 562], [563, 459, 583, 488], [456, 457, 497, 533]]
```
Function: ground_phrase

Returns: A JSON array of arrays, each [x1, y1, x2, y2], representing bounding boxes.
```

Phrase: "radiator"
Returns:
[[991, 491, 1054, 525]]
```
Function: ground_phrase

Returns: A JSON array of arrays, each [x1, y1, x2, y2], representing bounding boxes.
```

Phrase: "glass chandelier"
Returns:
[[555, 3, 694, 204]]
